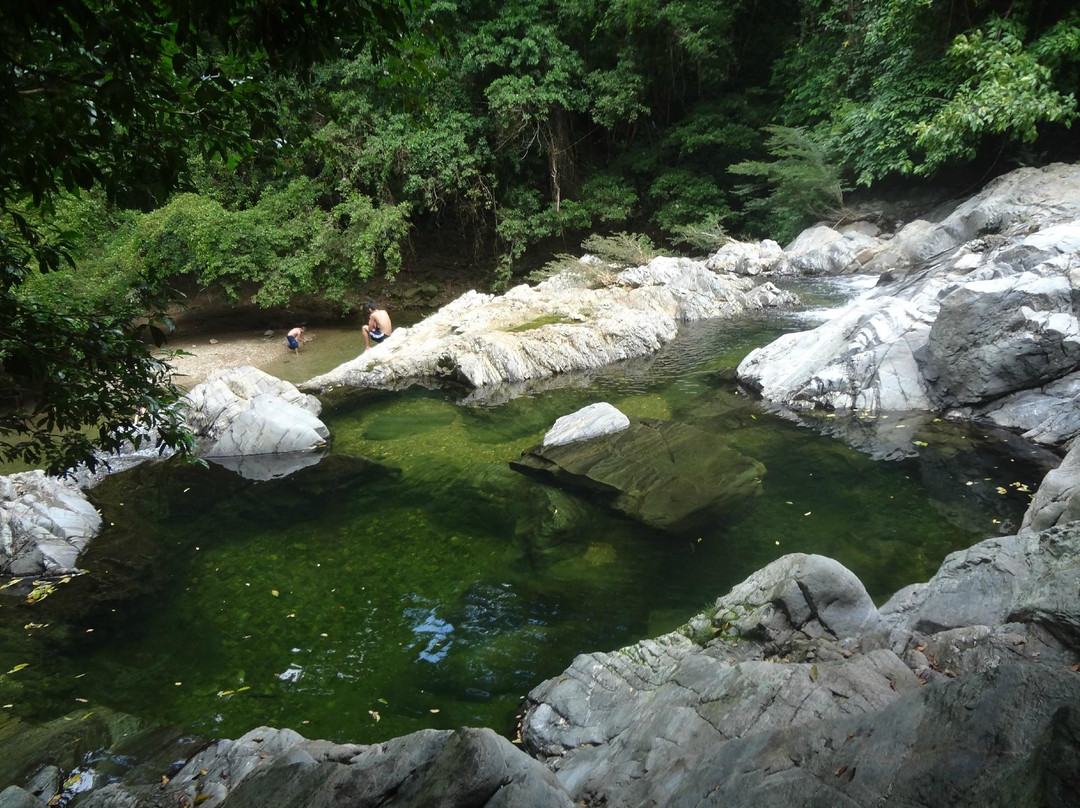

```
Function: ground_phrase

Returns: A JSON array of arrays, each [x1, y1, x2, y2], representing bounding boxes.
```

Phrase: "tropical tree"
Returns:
[[0, 0, 417, 474]]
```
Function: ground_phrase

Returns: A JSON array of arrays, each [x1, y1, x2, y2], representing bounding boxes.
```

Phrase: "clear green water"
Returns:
[[0, 291, 1055, 750]]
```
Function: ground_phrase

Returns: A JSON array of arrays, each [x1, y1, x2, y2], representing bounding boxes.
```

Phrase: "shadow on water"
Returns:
[[0, 280, 1058, 752]]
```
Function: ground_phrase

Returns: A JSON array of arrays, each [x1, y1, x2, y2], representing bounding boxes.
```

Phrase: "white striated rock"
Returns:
[[542, 403, 630, 447], [305, 259, 797, 395], [184, 366, 329, 460], [0, 471, 101, 575]]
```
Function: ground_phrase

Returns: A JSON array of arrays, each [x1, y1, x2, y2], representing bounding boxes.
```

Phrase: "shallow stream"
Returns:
[[0, 278, 1056, 752]]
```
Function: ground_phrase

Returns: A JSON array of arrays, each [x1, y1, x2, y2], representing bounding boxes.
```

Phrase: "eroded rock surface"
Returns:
[[735, 163, 1080, 451], [304, 257, 797, 397], [0, 471, 100, 576]]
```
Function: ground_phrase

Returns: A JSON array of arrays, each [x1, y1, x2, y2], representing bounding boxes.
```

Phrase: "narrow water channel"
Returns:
[[0, 278, 1055, 751]]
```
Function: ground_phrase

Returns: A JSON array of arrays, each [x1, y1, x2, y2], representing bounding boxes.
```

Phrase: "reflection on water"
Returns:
[[0, 278, 1056, 754]]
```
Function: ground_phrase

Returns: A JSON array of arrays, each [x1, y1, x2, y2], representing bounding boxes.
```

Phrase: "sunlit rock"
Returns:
[[303, 257, 798, 397], [184, 366, 329, 467], [542, 403, 630, 447], [0, 470, 101, 576]]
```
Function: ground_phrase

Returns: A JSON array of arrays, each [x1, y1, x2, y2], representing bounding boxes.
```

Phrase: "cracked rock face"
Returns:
[[736, 163, 1080, 453], [0, 471, 101, 576], [521, 528, 1080, 807]]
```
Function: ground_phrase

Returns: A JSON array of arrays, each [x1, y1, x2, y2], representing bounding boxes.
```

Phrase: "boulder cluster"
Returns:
[[3, 163, 1080, 807]]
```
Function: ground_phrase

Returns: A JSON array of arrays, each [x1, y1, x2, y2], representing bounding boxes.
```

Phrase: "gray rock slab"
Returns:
[[1022, 439, 1080, 534], [80, 726, 574, 808], [512, 418, 765, 532]]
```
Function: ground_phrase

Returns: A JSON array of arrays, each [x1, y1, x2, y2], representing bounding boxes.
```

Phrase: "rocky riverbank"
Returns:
[[3, 163, 1080, 807]]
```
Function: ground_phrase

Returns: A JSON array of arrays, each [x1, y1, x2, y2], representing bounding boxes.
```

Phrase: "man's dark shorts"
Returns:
[[370, 329, 388, 343], [287, 335, 299, 349]]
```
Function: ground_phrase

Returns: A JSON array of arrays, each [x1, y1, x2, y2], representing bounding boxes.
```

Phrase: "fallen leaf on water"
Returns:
[[6, 663, 29, 674], [75, 697, 88, 703], [913, 440, 928, 447], [803, 512, 812, 516], [369, 710, 381, 722], [26, 583, 55, 604], [430, 708, 440, 713], [271, 590, 279, 597], [996, 487, 1008, 495]]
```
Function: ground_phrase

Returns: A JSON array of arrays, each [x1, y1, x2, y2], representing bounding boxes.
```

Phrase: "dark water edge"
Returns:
[[0, 276, 1057, 774]]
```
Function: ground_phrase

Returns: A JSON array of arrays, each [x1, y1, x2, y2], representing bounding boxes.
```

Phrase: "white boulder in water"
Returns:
[[0, 471, 101, 575]]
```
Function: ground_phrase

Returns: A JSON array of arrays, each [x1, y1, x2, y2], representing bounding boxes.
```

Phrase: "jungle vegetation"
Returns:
[[2, 0, 1078, 472]]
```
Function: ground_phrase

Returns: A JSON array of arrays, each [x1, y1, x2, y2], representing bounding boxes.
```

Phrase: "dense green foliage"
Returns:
[[1, 0, 416, 473], [3, 0, 1078, 472]]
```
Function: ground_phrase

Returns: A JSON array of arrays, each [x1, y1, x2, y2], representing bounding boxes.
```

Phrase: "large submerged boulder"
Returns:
[[511, 409, 765, 533], [736, 163, 1080, 450], [303, 257, 797, 398], [0, 471, 101, 576]]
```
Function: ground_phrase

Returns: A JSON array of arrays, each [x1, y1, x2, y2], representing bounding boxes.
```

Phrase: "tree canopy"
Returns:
[[3, 0, 1078, 474], [1, 0, 418, 474]]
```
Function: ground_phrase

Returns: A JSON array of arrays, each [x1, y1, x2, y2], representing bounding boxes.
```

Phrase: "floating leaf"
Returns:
[[368, 710, 381, 722], [26, 583, 55, 603], [913, 440, 928, 447], [6, 663, 29, 674], [271, 590, 279, 597]]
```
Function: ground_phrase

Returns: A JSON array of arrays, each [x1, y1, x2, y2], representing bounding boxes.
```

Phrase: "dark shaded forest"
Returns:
[[2, 0, 1078, 471]]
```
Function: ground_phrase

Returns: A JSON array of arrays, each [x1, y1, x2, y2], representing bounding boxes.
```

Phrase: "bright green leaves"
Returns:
[[776, 2, 1079, 185], [914, 16, 1080, 174]]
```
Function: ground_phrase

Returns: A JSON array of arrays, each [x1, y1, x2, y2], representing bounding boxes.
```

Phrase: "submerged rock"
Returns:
[[512, 418, 764, 532]]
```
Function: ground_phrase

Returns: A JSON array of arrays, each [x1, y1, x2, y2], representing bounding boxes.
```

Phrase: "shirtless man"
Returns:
[[286, 325, 306, 354], [362, 301, 392, 349]]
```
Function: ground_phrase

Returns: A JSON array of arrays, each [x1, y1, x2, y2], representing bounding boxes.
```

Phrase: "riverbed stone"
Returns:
[[512, 418, 765, 532], [541, 402, 630, 447], [78, 726, 574, 808], [0, 470, 101, 576], [303, 258, 797, 398], [183, 366, 329, 464]]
